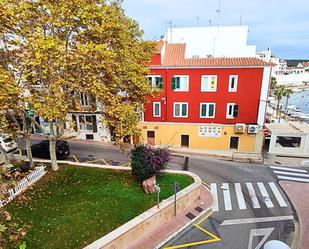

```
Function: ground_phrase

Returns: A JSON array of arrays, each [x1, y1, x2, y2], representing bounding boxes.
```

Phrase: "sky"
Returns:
[[122, 0, 309, 59]]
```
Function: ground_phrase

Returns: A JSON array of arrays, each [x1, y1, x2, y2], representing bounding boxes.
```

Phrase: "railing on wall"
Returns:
[[0, 166, 47, 207]]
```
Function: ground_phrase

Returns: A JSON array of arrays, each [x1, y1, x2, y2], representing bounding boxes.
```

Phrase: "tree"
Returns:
[[283, 88, 293, 119], [1, 0, 155, 170], [274, 85, 285, 120], [270, 77, 277, 90]]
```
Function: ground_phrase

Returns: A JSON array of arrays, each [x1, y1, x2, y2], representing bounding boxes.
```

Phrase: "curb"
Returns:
[[154, 185, 214, 249]]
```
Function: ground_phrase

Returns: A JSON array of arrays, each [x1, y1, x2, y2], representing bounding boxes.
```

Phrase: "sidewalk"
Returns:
[[127, 186, 213, 249], [263, 153, 308, 168], [280, 181, 309, 249]]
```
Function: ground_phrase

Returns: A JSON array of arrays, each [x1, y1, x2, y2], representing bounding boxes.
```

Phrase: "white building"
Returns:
[[164, 26, 256, 58]]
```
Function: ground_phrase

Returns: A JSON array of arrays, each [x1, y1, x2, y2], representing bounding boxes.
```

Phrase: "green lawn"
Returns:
[[6, 165, 193, 249]]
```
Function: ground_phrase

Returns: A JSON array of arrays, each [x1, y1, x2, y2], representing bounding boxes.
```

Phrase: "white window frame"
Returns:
[[153, 102, 161, 117], [147, 75, 163, 89], [173, 102, 188, 118], [228, 75, 238, 92], [200, 103, 216, 118], [80, 92, 90, 106], [173, 75, 189, 92], [78, 114, 93, 131], [201, 75, 217, 92], [226, 103, 236, 119]]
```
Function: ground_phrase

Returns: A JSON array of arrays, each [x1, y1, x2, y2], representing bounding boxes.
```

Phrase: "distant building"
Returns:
[[297, 62, 309, 70]]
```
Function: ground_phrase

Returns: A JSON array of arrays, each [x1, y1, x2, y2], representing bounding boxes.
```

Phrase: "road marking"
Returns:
[[235, 183, 247, 210], [257, 182, 274, 208], [270, 166, 307, 173], [246, 183, 260, 208], [277, 175, 309, 183], [222, 183, 232, 211], [164, 211, 221, 249], [274, 170, 309, 178], [221, 215, 294, 226], [268, 182, 288, 207], [248, 227, 275, 249], [210, 183, 219, 211]]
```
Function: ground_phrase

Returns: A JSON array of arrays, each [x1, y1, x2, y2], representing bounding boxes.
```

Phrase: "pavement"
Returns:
[[280, 181, 309, 249], [127, 186, 214, 249]]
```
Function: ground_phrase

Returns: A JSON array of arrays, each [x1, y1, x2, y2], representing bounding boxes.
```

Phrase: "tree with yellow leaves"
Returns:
[[1, 0, 154, 170]]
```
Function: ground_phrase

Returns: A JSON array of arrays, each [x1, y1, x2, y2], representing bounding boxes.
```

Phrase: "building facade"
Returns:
[[139, 41, 273, 153]]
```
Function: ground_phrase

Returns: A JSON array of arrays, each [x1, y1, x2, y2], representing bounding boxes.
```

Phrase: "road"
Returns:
[[18, 138, 296, 249]]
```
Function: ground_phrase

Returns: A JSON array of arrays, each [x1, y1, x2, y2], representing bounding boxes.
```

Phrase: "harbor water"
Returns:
[[282, 89, 309, 114]]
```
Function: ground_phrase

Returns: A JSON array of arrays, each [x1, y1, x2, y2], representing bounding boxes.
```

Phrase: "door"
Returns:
[[181, 135, 189, 147], [230, 136, 239, 149], [147, 131, 155, 146]]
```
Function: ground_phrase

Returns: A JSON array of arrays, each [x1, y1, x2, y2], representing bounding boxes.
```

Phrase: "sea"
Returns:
[[281, 89, 309, 114]]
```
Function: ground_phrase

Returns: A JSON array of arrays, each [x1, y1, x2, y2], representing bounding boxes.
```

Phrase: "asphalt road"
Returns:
[[17, 138, 296, 249]]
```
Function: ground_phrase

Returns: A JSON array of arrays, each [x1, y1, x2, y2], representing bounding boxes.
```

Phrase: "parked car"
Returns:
[[31, 140, 70, 160], [0, 134, 18, 153]]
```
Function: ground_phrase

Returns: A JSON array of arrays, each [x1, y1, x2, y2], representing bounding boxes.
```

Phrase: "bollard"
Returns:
[[183, 156, 189, 171]]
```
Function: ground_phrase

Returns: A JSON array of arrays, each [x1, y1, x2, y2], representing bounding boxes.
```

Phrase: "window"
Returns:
[[228, 75, 238, 92], [226, 103, 238, 119], [79, 115, 93, 131], [80, 92, 90, 106], [200, 103, 216, 118], [275, 136, 301, 148], [201, 75, 217, 92], [173, 102, 188, 117], [153, 102, 161, 117], [172, 75, 189, 91], [147, 75, 163, 89]]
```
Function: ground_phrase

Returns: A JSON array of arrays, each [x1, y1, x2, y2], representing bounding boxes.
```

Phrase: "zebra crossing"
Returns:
[[269, 166, 309, 183], [210, 182, 288, 212]]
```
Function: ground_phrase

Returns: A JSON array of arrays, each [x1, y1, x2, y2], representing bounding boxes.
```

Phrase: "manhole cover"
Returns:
[[185, 212, 196, 220], [195, 206, 204, 213]]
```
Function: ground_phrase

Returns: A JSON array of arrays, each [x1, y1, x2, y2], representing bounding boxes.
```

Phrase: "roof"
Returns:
[[300, 62, 309, 67], [266, 122, 309, 134], [155, 41, 164, 54], [152, 42, 274, 68]]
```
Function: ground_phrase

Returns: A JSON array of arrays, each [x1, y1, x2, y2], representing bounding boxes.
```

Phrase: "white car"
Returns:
[[0, 134, 18, 153]]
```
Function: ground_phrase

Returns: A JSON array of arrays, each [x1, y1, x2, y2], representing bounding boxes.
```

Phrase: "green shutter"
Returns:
[[171, 77, 176, 90], [233, 105, 239, 117], [159, 77, 163, 89], [209, 104, 214, 117]]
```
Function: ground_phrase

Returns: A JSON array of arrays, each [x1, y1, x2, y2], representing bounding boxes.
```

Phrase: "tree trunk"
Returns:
[[276, 99, 280, 119], [49, 122, 59, 171], [0, 145, 10, 166], [25, 134, 34, 168], [284, 96, 289, 120]]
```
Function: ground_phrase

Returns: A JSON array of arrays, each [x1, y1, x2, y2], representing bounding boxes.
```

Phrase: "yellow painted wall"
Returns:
[[138, 122, 263, 152]]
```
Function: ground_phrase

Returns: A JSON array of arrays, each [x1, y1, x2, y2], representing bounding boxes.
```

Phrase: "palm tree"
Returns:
[[270, 77, 277, 90], [283, 88, 293, 119], [273, 85, 286, 120]]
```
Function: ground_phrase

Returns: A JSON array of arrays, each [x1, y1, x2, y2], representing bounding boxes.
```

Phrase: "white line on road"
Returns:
[[257, 182, 274, 208], [210, 183, 219, 211], [270, 166, 307, 173], [274, 170, 309, 178], [235, 183, 247, 210], [222, 183, 232, 211], [246, 183, 260, 208], [221, 215, 294, 226], [277, 175, 309, 183], [268, 182, 288, 207]]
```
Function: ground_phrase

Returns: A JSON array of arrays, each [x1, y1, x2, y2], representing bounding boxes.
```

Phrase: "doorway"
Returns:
[[181, 135, 189, 147], [230, 136, 239, 150], [147, 131, 155, 146]]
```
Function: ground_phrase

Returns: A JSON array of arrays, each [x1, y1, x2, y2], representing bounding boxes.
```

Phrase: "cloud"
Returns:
[[123, 0, 309, 58]]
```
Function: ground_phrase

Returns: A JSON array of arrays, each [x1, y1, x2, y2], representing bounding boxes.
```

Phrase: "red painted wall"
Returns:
[[151, 54, 161, 65], [144, 68, 264, 124]]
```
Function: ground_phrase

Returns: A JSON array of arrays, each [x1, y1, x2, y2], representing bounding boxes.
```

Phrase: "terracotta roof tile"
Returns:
[[153, 42, 274, 68]]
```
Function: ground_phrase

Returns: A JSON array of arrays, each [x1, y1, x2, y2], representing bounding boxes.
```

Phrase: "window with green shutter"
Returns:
[[200, 103, 216, 118], [147, 75, 163, 90]]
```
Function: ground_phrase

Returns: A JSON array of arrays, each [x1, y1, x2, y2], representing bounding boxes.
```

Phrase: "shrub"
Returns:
[[131, 145, 171, 181]]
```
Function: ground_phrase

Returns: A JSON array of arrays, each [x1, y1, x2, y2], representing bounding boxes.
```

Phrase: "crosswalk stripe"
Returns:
[[270, 166, 307, 173], [257, 182, 274, 208], [210, 183, 219, 211], [234, 183, 247, 210], [273, 170, 309, 178], [268, 182, 288, 207], [277, 175, 309, 183], [246, 183, 260, 208], [222, 183, 232, 211]]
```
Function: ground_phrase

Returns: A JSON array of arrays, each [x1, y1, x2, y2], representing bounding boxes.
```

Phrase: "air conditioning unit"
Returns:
[[235, 123, 246, 133], [248, 125, 259, 134]]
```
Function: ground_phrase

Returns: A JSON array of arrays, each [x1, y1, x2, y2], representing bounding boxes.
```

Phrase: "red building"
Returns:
[[139, 42, 273, 153]]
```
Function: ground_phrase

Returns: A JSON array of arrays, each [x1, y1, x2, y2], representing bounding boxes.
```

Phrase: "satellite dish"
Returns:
[[263, 240, 290, 249]]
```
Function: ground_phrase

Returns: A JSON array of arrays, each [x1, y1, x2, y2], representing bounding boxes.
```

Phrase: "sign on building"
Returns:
[[199, 125, 222, 137]]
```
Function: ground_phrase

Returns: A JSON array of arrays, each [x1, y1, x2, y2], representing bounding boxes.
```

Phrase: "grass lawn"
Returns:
[[6, 165, 193, 249]]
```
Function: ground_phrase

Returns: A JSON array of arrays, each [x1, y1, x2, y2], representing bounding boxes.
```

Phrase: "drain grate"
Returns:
[[185, 212, 196, 220], [195, 206, 204, 213]]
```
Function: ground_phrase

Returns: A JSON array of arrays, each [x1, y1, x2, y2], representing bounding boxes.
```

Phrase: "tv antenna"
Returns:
[[216, 0, 221, 26], [196, 16, 200, 27]]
